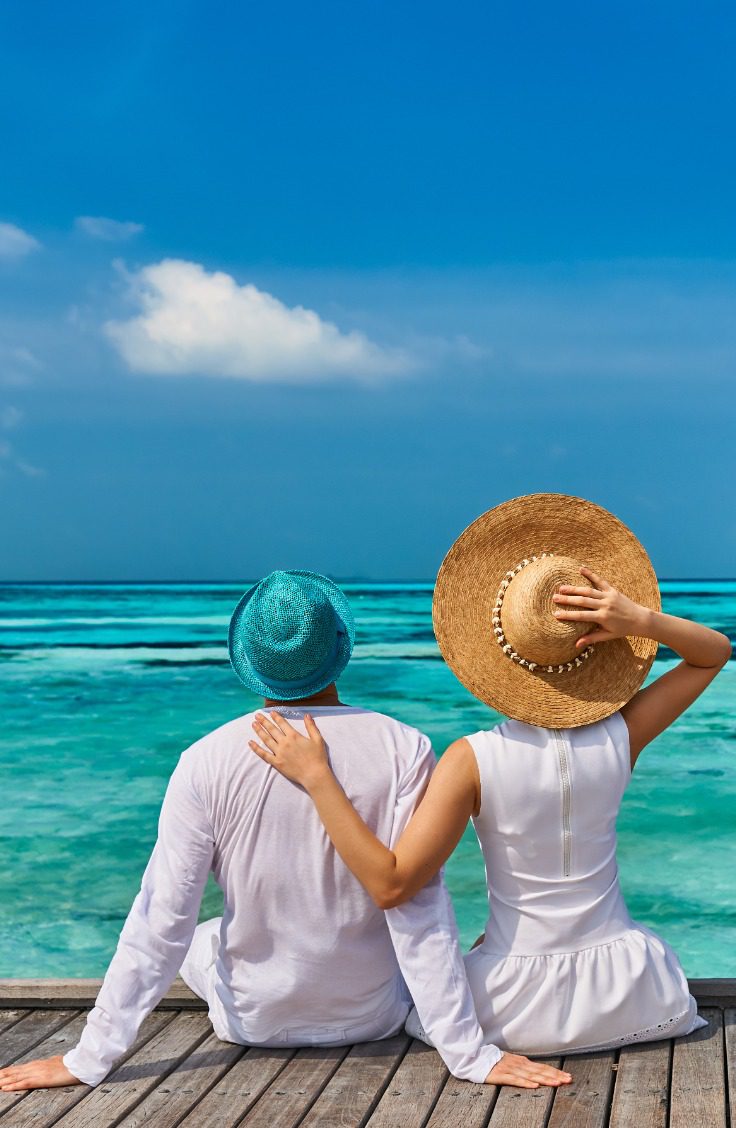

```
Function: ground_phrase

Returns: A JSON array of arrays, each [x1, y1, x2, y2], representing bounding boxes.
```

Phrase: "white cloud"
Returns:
[[104, 259, 412, 382], [0, 223, 41, 259], [75, 216, 144, 241]]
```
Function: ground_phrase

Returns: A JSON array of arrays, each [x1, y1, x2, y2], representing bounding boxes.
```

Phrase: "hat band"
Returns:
[[250, 626, 346, 692], [492, 555, 595, 674]]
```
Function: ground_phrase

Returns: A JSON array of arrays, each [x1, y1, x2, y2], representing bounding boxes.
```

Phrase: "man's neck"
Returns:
[[263, 683, 342, 709]]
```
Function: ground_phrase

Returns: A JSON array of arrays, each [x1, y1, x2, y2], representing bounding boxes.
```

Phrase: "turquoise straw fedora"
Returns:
[[228, 570, 355, 700]]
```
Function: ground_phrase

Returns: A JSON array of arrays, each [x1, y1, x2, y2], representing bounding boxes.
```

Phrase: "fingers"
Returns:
[[0, 1064, 42, 1091], [0, 1056, 80, 1091], [488, 1053, 572, 1089], [304, 714, 322, 742], [269, 711, 297, 736], [553, 609, 599, 622], [248, 739, 274, 764], [555, 585, 604, 599], [580, 566, 612, 591], [252, 717, 281, 752], [576, 630, 613, 646], [254, 713, 282, 740], [553, 594, 602, 608], [530, 1063, 572, 1083]]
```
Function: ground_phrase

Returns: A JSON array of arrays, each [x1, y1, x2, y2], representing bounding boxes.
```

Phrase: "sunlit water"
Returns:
[[0, 581, 733, 977]]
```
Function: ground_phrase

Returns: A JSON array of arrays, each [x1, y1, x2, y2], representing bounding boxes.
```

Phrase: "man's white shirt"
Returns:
[[63, 706, 502, 1085]]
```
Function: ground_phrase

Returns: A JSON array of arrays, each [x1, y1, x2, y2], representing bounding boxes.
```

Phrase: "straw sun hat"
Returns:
[[433, 494, 661, 728]]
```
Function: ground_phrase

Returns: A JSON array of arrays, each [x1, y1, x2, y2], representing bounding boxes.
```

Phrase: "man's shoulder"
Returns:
[[342, 707, 431, 749], [177, 713, 255, 773]]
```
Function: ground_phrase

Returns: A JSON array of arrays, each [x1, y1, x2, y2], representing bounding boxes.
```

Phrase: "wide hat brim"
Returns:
[[433, 494, 661, 728], [228, 571, 355, 700]]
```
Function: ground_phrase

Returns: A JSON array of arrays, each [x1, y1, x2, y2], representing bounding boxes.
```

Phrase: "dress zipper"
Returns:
[[553, 729, 572, 877]]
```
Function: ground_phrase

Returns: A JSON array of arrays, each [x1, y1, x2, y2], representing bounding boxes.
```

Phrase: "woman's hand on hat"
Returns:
[[249, 712, 330, 791], [551, 567, 651, 647]]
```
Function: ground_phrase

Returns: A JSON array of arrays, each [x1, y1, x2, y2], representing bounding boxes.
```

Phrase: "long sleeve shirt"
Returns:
[[63, 705, 502, 1085]]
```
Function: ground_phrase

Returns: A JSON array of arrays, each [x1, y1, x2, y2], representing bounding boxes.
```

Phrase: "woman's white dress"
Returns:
[[408, 711, 705, 1055]]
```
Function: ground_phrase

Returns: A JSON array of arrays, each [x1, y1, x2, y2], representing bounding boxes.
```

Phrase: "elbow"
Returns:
[[373, 882, 412, 911], [707, 634, 733, 668], [717, 635, 733, 666]]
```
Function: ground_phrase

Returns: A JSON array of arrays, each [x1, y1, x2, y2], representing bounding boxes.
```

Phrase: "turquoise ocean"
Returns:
[[1, 582, 734, 978]]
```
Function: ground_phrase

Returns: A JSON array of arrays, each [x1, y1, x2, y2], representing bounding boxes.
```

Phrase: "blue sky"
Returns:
[[1, 0, 735, 579]]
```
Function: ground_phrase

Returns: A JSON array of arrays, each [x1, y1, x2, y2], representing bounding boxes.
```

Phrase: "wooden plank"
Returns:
[[725, 1008, 736, 1128], [112, 1030, 246, 1128], [238, 1045, 349, 1128], [609, 1039, 670, 1128], [546, 1051, 617, 1128], [1, 977, 733, 1007], [0, 978, 203, 1010], [0, 1010, 77, 1068], [366, 1041, 449, 1128], [670, 1006, 727, 1128], [424, 1076, 497, 1128], [689, 980, 736, 1002], [0, 1011, 172, 1128], [0, 1011, 26, 1039], [300, 1034, 409, 1128], [51, 1011, 212, 1128], [176, 1047, 295, 1128], [486, 1058, 561, 1128]]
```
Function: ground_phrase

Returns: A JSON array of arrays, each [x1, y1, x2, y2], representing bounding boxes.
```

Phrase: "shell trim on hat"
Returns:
[[492, 554, 595, 674]]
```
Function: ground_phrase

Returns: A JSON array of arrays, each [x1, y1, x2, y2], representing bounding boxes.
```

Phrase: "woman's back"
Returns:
[[468, 712, 633, 955], [445, 711, 706, 1055]]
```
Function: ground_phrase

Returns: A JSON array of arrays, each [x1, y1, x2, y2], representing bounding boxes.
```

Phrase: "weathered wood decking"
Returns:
[[0, 979, 734, 1127]]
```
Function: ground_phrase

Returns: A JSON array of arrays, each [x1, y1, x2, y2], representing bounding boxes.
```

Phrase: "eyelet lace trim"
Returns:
[[406, 1007, 696, 1055], [559, 1008, 695, 1055]]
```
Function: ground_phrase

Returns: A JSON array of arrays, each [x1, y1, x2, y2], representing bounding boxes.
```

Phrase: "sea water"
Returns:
[[0, 582, 733, 977]]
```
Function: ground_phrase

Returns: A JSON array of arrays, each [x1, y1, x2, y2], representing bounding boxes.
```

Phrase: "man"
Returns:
[[0, 571, 569, 1093]]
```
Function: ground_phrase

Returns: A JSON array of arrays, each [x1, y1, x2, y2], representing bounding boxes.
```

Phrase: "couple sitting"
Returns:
[[1, 493, 729, 1095]]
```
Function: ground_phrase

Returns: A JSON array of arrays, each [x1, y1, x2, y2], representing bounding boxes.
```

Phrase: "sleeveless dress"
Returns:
[[407, 711, 705, 1055]]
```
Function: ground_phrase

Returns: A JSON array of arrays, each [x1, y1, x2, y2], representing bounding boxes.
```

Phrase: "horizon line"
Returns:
[[1, 577, 735, 586]]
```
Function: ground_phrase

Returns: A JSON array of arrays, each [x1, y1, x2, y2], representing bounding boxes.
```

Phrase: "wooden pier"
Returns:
[[0, 979, 734, 1127]]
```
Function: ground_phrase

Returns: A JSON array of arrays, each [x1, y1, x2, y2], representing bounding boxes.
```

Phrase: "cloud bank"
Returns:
[[0, 223, 41, 259], [75, 216, 144, 241], [104, 259, 411, 382]]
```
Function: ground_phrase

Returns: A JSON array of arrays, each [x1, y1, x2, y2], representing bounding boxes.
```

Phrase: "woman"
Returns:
[[249, 494, 731, 1057]]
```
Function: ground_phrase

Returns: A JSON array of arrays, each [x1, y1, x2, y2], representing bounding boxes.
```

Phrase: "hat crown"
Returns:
[[241, 571, 340, 683], [500, 555, 590, 666]]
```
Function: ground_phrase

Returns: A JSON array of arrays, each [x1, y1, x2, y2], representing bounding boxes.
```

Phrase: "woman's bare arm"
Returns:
[[248, 718, 575, 1089], [553, 568, 731, 765], [250, 714, 479, 908]]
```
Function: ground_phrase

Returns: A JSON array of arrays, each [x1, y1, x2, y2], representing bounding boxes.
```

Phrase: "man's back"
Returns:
[[186, 705, 433, 1041], [59, 571, 500, 1090]]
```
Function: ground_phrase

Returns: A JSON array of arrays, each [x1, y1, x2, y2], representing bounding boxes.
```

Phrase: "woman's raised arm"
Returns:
[[553, 568, 731, 766], [249, 713, 479, 908]]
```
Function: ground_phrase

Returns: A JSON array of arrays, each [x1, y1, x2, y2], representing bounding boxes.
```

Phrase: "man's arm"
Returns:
[[61, 754, 214, 1086], [378, 737, 500, 1083]]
